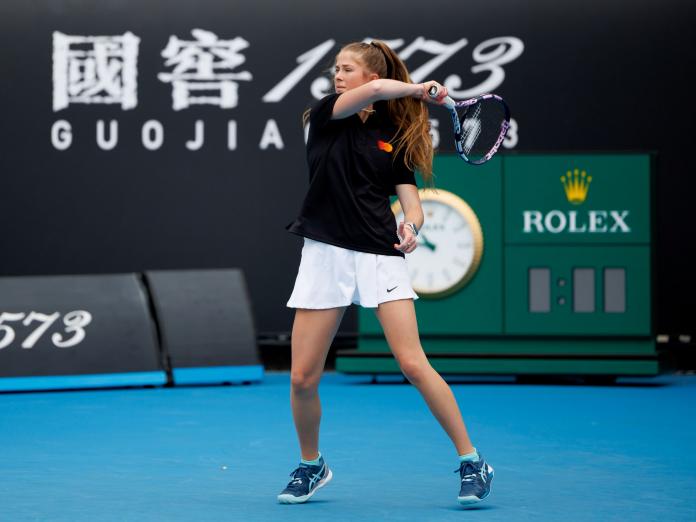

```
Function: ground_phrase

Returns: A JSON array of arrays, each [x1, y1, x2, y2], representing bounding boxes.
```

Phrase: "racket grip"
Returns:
[[427, 85, 455, 108]]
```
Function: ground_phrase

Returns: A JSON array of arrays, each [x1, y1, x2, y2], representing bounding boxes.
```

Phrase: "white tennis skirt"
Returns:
[[287, 238, 418, 309]]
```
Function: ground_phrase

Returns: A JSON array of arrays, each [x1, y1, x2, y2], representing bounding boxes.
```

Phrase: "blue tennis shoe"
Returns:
[[455, 454, 494, 505], [277, 456, 333, 504]]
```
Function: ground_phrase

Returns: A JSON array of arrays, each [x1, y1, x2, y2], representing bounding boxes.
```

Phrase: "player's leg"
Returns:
[[278, 306, 344, 504], [290, 306, 346, 460], [374, 298, 474, 453], [374, 298, 494, 504]]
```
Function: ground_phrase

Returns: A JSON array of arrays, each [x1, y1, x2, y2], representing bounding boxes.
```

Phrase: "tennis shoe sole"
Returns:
[[277, 469, 333, 504]]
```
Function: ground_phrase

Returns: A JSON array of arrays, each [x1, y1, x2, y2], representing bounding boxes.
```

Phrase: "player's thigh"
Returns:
[[291, 307, 346, 376], [374, 299, 427, 366]]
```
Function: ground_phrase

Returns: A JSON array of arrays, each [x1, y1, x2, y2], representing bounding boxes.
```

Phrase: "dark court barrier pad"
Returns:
[[0, 274, 165, 391], [144, 269, 262, 384]]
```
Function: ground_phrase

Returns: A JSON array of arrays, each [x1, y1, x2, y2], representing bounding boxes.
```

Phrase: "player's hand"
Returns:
[[421, 81, 448, 104], [394, 221, 418, 254]]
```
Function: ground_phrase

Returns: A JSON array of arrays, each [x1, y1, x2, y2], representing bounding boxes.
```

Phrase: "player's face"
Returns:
[[334, 51, 376, 93]]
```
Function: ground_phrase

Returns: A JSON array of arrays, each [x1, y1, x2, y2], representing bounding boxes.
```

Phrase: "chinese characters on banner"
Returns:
[[157, 29, 252, 110], [51, 30, 523, 150], [53, 31, 140, 111]]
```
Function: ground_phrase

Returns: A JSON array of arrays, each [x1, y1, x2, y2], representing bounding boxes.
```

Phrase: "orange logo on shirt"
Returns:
[[377, 140, 393, 153]]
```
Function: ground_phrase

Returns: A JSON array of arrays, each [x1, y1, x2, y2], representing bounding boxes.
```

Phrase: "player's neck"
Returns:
[[359, 105, 375, 122]]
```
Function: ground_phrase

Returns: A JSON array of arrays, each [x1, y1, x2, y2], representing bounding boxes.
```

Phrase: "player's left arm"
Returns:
[[394, 184, 423, 253]]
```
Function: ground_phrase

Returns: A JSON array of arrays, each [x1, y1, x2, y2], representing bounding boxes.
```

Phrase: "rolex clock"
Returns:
[[392, 189, 484, 298]]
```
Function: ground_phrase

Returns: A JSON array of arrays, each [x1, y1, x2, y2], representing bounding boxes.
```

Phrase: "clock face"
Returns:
[[393, 189, 483, 298]]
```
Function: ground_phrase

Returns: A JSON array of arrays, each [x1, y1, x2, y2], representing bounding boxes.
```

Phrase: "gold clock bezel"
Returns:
[[391, 188, 484, 299]]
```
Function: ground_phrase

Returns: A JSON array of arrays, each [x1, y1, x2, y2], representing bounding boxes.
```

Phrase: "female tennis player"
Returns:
[[279, 40, 494, 506]]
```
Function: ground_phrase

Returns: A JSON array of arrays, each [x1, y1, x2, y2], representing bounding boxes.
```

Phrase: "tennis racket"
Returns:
[[428, 86, 511, 165]]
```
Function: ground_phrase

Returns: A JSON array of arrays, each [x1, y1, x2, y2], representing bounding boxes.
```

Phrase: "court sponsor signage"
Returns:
[[522, 170, 631, 234], [50, 30, 523, 152], [522, 209, 631, 234], [0, 310, 92, 351], [504, 155, 650, 244], [0, 274, 165, 390]]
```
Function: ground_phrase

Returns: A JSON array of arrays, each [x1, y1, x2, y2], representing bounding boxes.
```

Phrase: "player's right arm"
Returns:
[[331, 80, 446, 120]]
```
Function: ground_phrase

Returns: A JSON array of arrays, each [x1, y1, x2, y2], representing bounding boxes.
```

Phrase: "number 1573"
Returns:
[[0, 310, 92, 350]]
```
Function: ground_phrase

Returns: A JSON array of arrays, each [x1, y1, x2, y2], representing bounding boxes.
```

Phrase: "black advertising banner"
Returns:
[[0, 274, 165, 389], [0, 0, 693, 336]]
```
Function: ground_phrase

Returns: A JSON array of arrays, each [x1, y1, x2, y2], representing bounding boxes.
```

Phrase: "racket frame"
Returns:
[[429, 87, 511, 165]]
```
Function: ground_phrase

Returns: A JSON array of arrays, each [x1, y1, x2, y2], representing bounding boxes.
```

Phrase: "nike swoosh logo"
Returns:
[[387, 286, 398, 293]]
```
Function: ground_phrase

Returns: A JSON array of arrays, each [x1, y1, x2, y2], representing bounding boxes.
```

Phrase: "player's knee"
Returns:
[[398, 358, 430, 385], [291, 370, 320, 394]]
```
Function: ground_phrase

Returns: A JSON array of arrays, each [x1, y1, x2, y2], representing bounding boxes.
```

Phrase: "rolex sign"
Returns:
[[504, 155, 651, 244]]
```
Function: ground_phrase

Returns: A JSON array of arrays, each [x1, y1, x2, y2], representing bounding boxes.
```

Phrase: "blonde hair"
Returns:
[[305, 40, 434, 183]]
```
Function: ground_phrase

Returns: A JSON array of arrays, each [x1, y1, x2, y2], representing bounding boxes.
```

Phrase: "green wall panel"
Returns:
[[351, 153, 656, 377], [336, 356, 658, 376], [357, 337, 655, 356], [504, 246, 651, 335]]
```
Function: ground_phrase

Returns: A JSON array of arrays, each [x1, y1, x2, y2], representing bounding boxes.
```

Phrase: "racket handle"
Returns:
[[427, 85, 455, 108]]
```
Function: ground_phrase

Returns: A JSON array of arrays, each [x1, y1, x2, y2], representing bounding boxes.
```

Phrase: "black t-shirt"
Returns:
[[286, 93, 417, 257]]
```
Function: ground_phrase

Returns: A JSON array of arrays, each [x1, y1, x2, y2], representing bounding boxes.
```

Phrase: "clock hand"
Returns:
[[419, 233, 437, 252]]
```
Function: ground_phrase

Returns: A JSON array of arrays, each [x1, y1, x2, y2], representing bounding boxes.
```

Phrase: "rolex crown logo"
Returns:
[[560, 168, 592, 205]]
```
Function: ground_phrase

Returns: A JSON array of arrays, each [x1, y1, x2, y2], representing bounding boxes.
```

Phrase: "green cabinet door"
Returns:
[[505, 245, 651, 335]]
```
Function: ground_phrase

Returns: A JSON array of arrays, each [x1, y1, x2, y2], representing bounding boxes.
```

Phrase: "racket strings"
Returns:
[[461, 104, 482, 155], [456, 99, 507, 163]]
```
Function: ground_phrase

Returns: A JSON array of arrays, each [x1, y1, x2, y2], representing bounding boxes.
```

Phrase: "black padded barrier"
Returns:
[[0, 274, 166, 391], [143, 269, 263, 385]]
